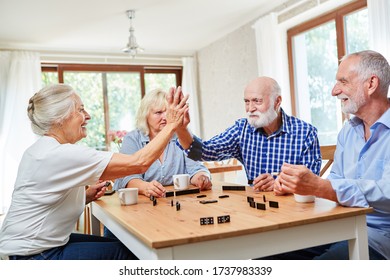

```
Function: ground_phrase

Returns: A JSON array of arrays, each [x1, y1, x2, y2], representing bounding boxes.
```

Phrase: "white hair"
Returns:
[[27, 84, 77, 135], [341, 50, 390, 95]]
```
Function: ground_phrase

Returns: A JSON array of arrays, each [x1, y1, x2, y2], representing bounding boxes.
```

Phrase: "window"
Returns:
[[144, 72, 178, 94], [287, 0, 368, 145], [42, 64, 182, 150]]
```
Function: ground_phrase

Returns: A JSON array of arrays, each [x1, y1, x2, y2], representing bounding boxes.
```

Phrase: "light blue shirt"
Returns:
[[114, 130, 210, 190], [328, 108, 390, 259]]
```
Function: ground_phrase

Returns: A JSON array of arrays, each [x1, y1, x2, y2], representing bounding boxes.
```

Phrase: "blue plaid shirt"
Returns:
[[184, 109, 321, 181]]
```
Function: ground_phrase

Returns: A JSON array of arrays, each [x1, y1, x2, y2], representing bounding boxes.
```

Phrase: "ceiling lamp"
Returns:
[[122, 9, 144, 57]]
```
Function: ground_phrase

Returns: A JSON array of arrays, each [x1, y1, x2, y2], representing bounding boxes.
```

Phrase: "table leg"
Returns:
[[348, 215, 369, 259]]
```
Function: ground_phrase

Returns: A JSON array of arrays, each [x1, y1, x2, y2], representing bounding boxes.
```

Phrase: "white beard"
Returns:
[[339, 86, 367, 114], [247, 106, 278, 128]]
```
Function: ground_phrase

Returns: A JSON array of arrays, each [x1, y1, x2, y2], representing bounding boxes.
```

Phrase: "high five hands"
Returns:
[[166, 86, 190, 128]]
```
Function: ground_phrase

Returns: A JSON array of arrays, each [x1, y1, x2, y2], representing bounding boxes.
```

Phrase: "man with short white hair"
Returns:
[[176, 76, 321, 191], [271, 50, 390, 260]]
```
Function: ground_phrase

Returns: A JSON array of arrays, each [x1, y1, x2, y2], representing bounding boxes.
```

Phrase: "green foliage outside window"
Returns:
[[345, 9, 368, 54], [296, 8, 368, 145], [41, 72, 58, 86], [41, 70, 177, 150], [64, 72, 105, 149], [145, 73, 177, 94], [106, 72, 141, 145], [305, 21, 339, 145]]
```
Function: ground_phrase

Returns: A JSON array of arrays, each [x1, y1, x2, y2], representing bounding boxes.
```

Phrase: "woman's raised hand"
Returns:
[[166, 86, 189, 128]]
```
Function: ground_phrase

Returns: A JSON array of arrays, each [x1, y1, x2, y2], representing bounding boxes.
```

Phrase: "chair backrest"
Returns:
[[319, 145, 336, 177]]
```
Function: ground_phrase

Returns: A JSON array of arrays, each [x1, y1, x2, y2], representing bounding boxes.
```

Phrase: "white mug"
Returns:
[[173, 174, 190, 190], [294, 193, 315, 203], [118, 188, 138, 205]]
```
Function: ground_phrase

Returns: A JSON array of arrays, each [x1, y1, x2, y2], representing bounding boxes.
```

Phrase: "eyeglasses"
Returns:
[[244, 98, 263, 105]]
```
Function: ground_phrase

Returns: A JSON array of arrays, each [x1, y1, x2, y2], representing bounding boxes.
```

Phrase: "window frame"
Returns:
[[41, 63, 182, 150], [42, 63, 182, 97], [287, 0, 367, 117]]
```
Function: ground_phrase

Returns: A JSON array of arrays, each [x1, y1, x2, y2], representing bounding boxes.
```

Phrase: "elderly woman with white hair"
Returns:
[[114, 88, 212, 198], [0, 84, 188, 260]]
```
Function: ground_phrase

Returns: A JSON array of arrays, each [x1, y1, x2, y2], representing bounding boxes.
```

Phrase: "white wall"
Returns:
[[196, 23, 258, 139], [195, 22, 259, 184]]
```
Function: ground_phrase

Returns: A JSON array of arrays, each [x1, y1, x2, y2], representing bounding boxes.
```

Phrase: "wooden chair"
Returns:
[[75, 186, 92, 234], [203, 158, 241, 173], [320, 145, 336, 177], [75, 181, 114, 235], [74, 205, 92, 234]]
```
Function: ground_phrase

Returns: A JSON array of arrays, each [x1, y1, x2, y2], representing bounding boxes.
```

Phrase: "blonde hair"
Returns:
[[27, 84, 77, 135], [135, 89, 168, 135]]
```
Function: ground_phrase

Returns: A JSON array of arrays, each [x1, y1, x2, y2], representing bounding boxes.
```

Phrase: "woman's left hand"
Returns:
[[191, 173, 212, 190], [85, 180, 108, 204]]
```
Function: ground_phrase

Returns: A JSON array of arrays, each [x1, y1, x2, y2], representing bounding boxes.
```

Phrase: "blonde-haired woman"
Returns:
[[114, 88, 212, 198]]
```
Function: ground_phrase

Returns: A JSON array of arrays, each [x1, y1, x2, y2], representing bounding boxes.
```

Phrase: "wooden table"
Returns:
[[91, 181, 372, 260]]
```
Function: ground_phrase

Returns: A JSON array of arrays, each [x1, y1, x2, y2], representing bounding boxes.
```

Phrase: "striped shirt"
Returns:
[[185, 109, 321, 181]]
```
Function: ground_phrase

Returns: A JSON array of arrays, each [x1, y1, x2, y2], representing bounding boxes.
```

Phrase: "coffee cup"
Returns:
[[118, 188, 138, 205], [294, 193, 315, 203], [173, 174, 190, 190]]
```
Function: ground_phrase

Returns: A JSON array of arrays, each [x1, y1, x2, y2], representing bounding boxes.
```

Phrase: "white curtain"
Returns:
[[252, 13, 292, 114], [181, 57, 201, 136], [0, 51, 41, 214], [367, 0, 390, 97], [253, 13, 283, 79]]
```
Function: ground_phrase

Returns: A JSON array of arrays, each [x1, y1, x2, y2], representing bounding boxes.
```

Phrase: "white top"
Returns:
[[0, 136, 112, 256]]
